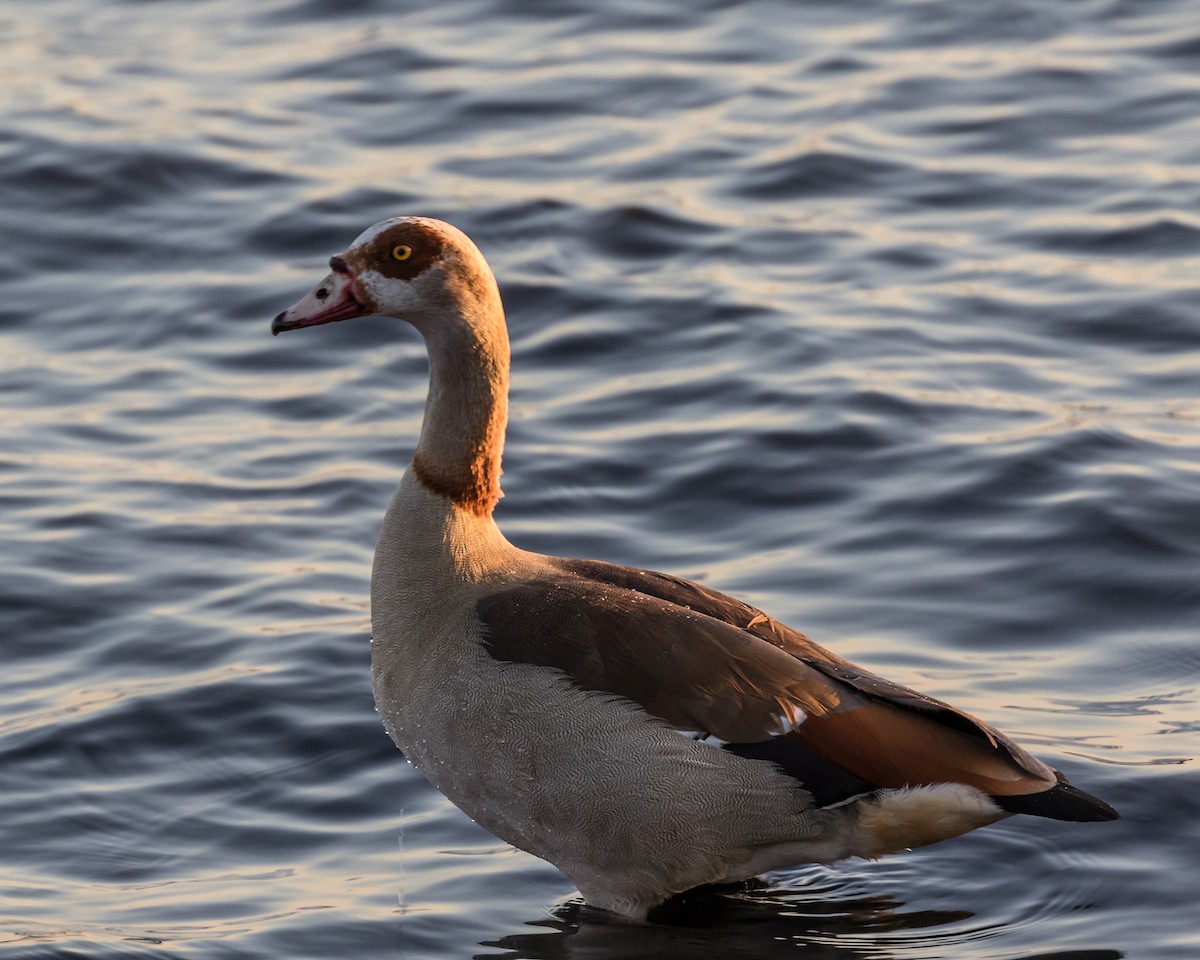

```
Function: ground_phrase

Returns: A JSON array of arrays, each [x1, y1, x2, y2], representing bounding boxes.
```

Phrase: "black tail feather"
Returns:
[[992, 779, 1119, 822]]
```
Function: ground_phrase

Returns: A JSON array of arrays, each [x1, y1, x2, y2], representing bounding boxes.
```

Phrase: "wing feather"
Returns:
[[478, 557, 1057, 797]]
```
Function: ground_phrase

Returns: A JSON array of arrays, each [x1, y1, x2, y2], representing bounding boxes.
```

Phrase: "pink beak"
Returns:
[[272, 256, 367, 335]]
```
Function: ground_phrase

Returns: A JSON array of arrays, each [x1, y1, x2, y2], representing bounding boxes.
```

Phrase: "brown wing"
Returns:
[[477, 573, 853, 743], [500, 557, 1060, 798]]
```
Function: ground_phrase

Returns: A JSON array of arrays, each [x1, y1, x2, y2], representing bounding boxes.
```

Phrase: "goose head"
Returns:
[[272, 216, 510, 517], [271, 216, 501, 337]]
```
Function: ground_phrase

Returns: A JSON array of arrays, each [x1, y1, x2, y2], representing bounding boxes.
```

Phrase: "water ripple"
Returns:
[[1, 0, 1197, 957]]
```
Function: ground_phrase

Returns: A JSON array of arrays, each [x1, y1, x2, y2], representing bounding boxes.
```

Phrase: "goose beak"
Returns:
[[272, 257, 366, 335]]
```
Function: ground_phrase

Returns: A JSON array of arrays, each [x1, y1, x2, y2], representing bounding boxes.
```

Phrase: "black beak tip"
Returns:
[[271, 311, 288, 336]]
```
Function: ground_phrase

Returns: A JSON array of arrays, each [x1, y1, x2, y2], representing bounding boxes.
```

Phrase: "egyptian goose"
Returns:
[[272, 216, 1117, 920]]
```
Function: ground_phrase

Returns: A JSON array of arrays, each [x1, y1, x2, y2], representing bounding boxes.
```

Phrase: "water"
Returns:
[[1, 0, 1197, 956]]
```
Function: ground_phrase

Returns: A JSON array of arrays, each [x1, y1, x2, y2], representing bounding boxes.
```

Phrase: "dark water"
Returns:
[[2, 0, 1198, 957]]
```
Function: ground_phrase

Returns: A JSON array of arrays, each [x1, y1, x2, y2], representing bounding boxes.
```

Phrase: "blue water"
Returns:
[[2, 0, 1197, 957]]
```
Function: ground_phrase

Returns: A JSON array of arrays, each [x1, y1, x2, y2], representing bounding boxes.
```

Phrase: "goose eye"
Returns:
[[391, 244, 414, 262]]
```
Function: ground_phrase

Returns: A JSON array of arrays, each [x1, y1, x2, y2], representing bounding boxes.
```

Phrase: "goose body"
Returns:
[[273, 217, 1117, 919]]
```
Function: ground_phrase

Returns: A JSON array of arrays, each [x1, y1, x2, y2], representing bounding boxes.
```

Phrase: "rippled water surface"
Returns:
[[2, 1, 1198, 957]]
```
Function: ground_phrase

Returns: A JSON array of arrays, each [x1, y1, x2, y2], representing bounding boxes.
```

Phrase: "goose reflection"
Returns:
[[475, 878, 1123, 960]]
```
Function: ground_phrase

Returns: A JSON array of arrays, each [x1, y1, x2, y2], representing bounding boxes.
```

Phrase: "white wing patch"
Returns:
[[676, 700, 807, 747], [769, 701, 807, 735], [686, 731, 730, 747]]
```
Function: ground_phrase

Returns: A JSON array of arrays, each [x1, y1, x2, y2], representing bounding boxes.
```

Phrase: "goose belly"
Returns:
[[369, 623, 813, 910]]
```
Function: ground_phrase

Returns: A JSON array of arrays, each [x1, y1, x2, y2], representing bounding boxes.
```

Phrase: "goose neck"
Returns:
[[411, 306, 509, 518]]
